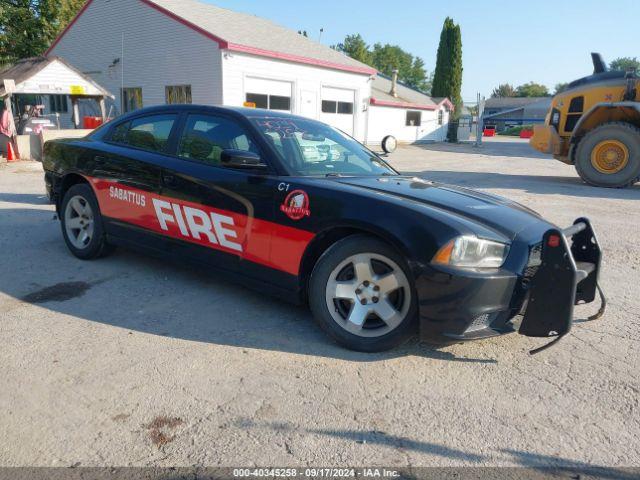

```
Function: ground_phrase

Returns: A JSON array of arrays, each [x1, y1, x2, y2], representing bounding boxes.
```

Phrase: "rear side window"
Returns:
[[108, 114, 177, 153]]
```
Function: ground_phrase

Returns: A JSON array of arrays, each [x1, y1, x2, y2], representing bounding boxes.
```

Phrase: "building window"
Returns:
[[122, 87, 143, 113], [337, 102, 354, 115], [269, 95, 291, 111], [406, 111, 422, 126], [438, 110, 444, 125], [166, 85, 192, 104], [322, 100, 354, 115], [49, 95, 68, 113], [322, 100, 337, 113], [246, 93, 291, 111]]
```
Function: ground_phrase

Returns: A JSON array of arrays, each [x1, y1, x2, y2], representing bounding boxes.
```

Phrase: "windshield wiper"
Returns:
[[325, 173, 344, 178]]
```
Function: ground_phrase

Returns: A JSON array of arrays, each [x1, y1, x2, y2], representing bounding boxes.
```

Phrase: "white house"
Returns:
[[46, 0, 451, 144], [367, 74, 453, 144]]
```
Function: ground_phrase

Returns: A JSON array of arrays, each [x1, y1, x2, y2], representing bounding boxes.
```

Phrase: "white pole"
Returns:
[[121, 32, 125, 113]]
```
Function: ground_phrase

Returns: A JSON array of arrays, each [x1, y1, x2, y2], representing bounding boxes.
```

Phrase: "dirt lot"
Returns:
[[0, 138, 639, 471]]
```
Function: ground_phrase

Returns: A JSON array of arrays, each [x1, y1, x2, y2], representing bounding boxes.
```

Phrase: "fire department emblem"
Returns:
[[280, 190, 311, 220]]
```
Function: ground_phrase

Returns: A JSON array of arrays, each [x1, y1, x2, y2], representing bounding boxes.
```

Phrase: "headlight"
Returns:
[[433, 236, 509, 269]]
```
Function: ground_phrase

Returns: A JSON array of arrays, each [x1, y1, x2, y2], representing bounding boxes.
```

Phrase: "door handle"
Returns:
[[94, 155, 108, 164], [162, 174, 177, 187]]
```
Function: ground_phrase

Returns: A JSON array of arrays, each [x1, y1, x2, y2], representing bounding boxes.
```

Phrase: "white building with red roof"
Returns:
[[46, 0, 452, 143]]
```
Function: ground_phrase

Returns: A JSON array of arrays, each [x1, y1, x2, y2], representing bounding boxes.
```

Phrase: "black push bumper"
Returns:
[[519, 218, 606, 354]]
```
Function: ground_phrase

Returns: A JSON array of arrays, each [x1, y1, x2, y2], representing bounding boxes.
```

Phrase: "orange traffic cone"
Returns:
[[6, 141, 16, 162]]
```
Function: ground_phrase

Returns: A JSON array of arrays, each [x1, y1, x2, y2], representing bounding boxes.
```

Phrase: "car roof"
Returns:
[[116, 104, 313, 122]]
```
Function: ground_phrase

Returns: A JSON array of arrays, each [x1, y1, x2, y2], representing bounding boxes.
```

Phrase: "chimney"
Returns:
[[390, 69, 399, 98]]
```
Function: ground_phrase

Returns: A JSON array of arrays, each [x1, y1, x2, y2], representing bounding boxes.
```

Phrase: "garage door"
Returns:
[[320, 87, 355, 136], [244, 77, 293, 112]]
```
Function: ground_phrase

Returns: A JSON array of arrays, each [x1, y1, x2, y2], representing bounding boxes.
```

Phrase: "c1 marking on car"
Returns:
[[280, 190, 311, 220], [152, 199, 242, 252]]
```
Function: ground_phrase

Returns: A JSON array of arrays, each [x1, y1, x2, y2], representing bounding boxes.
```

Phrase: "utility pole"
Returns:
[[475, 92, 485, 147]]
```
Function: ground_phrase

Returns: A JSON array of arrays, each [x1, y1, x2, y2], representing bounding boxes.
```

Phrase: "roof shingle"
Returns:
[[145, 0, 376, 74]]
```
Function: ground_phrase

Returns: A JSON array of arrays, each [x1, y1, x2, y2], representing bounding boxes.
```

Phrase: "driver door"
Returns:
[[157, 113, 286, 284]]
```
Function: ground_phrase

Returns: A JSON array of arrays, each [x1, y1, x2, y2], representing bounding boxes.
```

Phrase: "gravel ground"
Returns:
[[0, 138, 638, 471]]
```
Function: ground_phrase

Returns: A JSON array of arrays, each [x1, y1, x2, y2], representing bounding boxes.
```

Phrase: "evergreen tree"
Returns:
[[431, 17, 463, 139]]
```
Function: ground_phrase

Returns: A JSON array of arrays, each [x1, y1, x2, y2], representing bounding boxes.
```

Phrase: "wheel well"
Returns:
[[298, 227, 406, 303], [56, 173, 88, 212]]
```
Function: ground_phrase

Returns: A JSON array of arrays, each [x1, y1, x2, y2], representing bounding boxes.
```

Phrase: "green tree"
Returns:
[[404, 57, 433, 93], [333, 34, 372, 65], [0, 0, 85, 63], [515, 82, 550, 97], [491, 83, 516, 98], [609, 56, 640, 72], [554, 82, 570, 94], [431, 17, 463, 140], [334, 34, 432, 93]]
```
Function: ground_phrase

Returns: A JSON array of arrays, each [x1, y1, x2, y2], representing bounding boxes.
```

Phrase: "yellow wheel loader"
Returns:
[[531, 53, 640, 188]]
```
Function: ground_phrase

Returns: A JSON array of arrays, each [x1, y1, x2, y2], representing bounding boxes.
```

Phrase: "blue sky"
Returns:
[[205, 0, 636, 102]]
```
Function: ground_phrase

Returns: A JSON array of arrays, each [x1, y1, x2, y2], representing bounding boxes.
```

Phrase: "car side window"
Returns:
[[108, 114, 177, 154], [177, 114, 260, 166]]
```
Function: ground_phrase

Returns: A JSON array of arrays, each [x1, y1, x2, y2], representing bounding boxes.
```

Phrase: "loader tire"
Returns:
[[575, 122, 640, 188]]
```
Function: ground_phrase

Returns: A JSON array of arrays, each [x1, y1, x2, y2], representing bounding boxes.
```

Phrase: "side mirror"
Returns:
[[220, 149, 267, 170]]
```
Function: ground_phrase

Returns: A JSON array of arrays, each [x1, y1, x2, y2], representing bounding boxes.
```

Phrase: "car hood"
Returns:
[[333, 176, 546, 240]]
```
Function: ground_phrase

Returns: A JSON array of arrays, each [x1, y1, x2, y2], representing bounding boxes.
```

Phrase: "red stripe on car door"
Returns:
[[87, 177, 314, 276]]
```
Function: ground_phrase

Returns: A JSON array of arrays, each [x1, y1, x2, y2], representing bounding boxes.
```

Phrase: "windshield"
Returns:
[[250, 116, 397, 177]]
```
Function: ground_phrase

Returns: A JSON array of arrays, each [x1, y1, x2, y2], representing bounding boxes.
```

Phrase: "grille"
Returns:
[[468, 313, 491, 332]]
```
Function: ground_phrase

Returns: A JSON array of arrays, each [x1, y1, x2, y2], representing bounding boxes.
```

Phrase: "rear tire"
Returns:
[[60, 183, 115, 260], [309, 235, 418, 352], [575, 122, 640, 188]]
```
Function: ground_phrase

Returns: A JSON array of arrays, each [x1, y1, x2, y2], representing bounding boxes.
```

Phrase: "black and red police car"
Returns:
[[42, 105, 605, 353]]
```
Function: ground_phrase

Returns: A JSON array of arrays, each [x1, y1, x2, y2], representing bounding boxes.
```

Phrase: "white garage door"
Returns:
[[244, 77, 293, 112], [320, 86, 355, 136]]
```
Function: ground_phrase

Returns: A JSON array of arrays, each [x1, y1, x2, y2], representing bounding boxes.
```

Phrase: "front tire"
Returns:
[[575, 122, 640, 188], [60, 183, 114, 260], [309, 235, 418, 352]]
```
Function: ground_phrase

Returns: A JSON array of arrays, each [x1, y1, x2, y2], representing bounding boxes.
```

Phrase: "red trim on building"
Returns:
[[46, 0, 376, 76], [139, 0, 230, 47], [370, 97, 454, 111], [226, 43, 377, 75]]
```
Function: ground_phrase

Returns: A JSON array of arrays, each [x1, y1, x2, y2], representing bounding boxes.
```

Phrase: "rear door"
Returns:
[[89, 113, 180, 246], [156, 112, 300, 286]]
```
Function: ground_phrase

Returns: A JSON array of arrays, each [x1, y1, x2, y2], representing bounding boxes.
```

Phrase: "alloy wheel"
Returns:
[[325, 253, 411, 338], [64, 195, 95, 250]]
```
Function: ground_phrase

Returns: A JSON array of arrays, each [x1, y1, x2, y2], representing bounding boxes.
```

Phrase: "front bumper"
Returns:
[[417, 218, 604, 352]]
